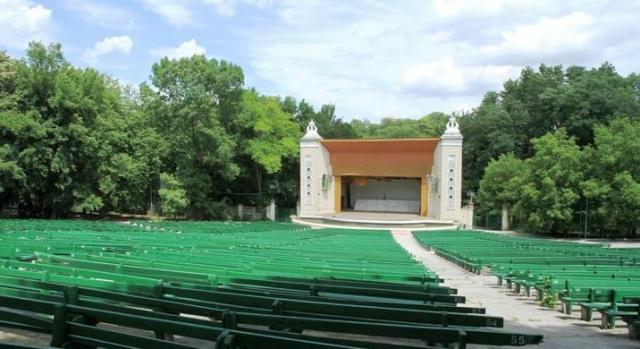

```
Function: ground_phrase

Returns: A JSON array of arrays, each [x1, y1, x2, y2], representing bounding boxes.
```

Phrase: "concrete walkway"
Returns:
[[391, 230, 637, 349]]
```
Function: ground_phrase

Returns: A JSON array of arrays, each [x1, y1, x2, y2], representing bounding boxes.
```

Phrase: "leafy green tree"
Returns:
[[371, 118, 422, 138], [513, 130, 584, 234], [350, 112, 448, 139], [289, 98, 358, 139], [461, 63, 639, 199], [460, 92, 520, 193], [158, 172, 188, 217], [141, 55, 244, 219], [500, 65, 565, 157], [93, 83, 162, 213], [0, 43, 160, 217], [240, 89, 300, 193], [0, 51, 24, 203], [477, 153, 525, 223], [417, 112, 449, 136], [0, 145, 24, 195], [582, 118, 640, 236], [539, 63, 640, 147]]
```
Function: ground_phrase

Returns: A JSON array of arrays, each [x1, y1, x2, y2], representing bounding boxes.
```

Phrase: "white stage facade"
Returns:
[[293, 117, 474, 230]]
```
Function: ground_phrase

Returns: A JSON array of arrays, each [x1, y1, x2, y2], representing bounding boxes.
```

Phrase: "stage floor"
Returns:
[[293, 210, 457, 231], [326, 211, 440, 222]]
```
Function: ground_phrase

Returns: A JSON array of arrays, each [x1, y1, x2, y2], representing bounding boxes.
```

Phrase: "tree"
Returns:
[[240, 89, 300, 194], [158, 172, 188, 217], [477, 153, 525, 223], [582, 118, 640, 237], [350, 112, 448, 139], [460, 92, 520, 193], [142, 55, 244, 219], [500, 64, 565, 157], [513, 130, 584, 234], [540, 63, 640, 147], [0, 51, 24, 204], [417, 112, 449, 136], [0, 43, 147, 217], [461, 63, 640, 201], [0, 43, 161, 217], [290, 98, 358, 139], [92, 82, 162, 214]]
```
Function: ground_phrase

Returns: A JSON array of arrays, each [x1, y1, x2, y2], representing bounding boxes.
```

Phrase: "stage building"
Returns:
[[293, 117, 473, 230]]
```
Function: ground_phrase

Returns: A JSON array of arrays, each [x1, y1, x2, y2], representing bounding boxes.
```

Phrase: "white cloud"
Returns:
[[81, 0, 638, 122], [84, 35, 134, 62], [201, 0, 236, 16], [200, 0, 274, 17], [431, 0, 507, 19], [64, 0, 134, 30], [0, 0, 54, 49], [141, 0, 194, 28], [402, 59, 515, 97], [480, 12, 597, 65], [235, 1, 640, 121], [149, 39, 206, 59]]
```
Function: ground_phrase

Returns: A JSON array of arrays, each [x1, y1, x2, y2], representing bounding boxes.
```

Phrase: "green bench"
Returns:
[[576, 288, 640, 322]]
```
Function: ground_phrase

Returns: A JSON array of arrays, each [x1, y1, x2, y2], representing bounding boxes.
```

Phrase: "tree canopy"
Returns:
[[471, 64, 639, 236], [1, 42, 638, 236]]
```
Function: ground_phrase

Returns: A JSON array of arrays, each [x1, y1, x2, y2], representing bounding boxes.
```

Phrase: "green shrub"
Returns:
[[540, 292, 557, 308]]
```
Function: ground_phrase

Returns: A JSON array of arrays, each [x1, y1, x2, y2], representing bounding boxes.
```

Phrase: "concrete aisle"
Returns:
[[392, 230, 637, 349]]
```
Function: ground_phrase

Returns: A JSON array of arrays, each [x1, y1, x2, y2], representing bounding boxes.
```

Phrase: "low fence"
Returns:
[[222, 204, 296, 222], [224, 205, 265, 221]]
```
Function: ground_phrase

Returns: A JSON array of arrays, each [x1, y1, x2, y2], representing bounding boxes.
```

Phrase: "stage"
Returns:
[[291, 211, 458, 231]]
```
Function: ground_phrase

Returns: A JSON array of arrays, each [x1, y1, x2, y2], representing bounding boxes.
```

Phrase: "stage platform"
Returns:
[[291, 211, 458, 231]]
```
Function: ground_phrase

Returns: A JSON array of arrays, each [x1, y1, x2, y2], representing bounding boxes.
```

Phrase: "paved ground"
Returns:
[[392, 230, 638, 349]]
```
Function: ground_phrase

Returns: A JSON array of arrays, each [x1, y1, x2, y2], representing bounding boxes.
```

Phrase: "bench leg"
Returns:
[[628, 323, 638, 340], [580, 307, 592, 321], [601, 314, 613, 329], [610, 316, 617, 329], [563, 301, 572, 315], [525, 286, 531, 297]]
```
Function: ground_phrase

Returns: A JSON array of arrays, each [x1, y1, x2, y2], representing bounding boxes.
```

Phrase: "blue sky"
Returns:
[[1, 0, 639, 122]]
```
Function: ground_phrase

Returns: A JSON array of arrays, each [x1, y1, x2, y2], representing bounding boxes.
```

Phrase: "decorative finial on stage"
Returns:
[[301, 120, 322, 141], [443, 114, 461, 137]]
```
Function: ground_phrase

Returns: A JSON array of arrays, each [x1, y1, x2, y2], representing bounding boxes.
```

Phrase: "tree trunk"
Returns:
[[254, 163, 262, 194], [190, 206, 204, 220]]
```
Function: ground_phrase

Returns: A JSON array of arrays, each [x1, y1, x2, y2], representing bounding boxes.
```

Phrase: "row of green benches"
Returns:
[[413, 231, 639, 275], [0, 220, 545, 347], [495, 265, 640, 332], [0, 277, 544, 348], [1, 226, 434, 283], [413, 230, 640, 337], [0, 258, 543, 346]]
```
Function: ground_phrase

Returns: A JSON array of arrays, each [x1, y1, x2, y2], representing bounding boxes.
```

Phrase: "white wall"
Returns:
[[299, 141, 335, 215], [317, 145, 335, 213], [428, 142, 441, 218], [437, 135, 463, 221], [460, 204, 475, 229]]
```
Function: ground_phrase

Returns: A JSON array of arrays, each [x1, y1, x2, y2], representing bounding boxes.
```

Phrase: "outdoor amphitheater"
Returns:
[[0, 219, 639, 349]]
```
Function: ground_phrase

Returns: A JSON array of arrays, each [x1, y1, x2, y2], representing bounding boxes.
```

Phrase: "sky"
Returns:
[[1, 0, 639, 122]]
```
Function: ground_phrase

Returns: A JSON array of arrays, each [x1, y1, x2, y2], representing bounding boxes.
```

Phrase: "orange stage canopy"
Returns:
[[320, 138, 440, 178]]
